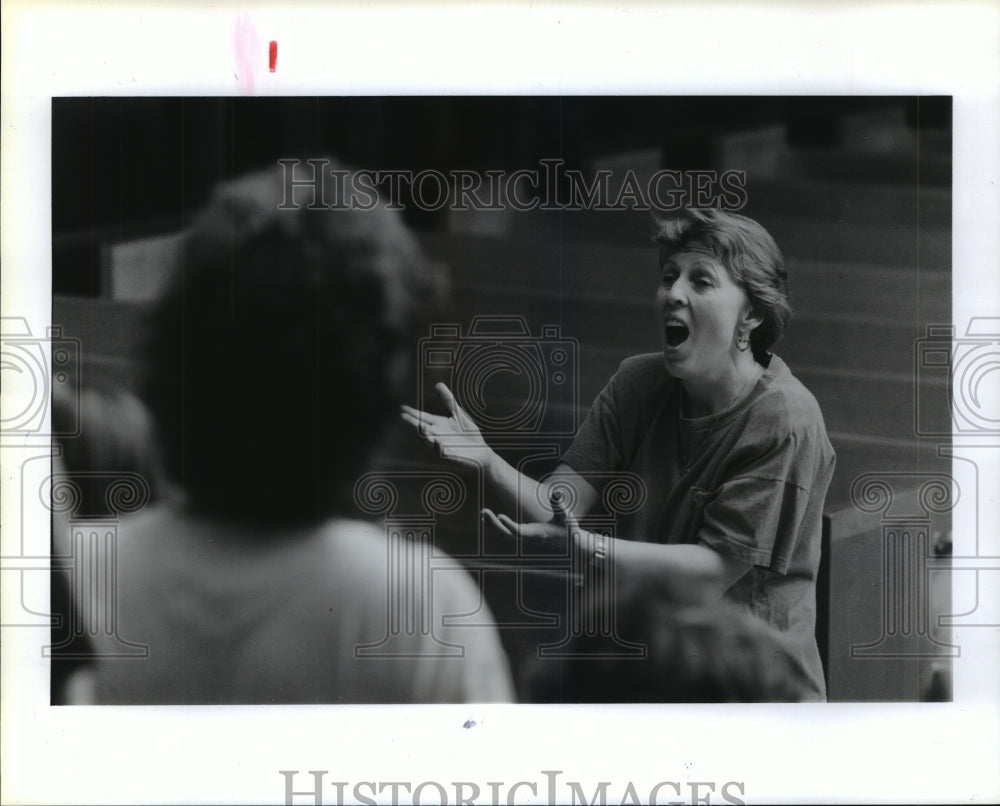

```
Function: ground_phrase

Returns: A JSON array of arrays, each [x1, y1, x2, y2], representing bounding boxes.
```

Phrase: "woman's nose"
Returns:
[[664, 277, 688, 305]]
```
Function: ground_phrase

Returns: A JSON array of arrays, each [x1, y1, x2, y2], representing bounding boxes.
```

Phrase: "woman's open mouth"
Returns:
[[664, 320, 690, 347]]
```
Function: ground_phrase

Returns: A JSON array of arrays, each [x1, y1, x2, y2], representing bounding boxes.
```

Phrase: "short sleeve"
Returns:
[[561, 354, 666, 477], [560, 374, 626, 476], [697, 430, 818, 574]]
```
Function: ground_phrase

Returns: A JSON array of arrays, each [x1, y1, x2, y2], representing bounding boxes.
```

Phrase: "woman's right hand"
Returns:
[[401, 382, 494, 469]]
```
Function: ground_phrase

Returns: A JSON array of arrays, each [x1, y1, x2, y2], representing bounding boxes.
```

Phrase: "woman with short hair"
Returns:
[[403, 209, 835, 700]]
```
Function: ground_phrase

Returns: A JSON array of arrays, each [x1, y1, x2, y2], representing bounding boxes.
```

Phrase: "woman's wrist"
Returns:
[[585, 529, 609, 565], [573, 527, 610, 587], [480, 446, 507, 486], [481, 449, 547, 516], [573, 527, 608, 563]]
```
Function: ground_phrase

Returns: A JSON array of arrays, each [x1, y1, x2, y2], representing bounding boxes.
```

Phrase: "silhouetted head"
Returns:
[[142, 160, 448, 525]]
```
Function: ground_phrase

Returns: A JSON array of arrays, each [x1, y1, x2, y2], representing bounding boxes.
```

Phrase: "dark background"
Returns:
[[52, 96, 949, 295]]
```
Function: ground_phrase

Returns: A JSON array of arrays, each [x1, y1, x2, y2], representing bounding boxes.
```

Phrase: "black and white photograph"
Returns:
[[45, 94, 954, 707], [3, 4, 999, 805]]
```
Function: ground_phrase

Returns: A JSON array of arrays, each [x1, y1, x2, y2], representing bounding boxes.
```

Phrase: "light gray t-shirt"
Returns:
[[562, 352, 835, 700], [88, 505, 514, 704]]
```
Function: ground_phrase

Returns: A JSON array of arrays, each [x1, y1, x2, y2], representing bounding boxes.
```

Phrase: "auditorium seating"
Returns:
[[51, 103, 953, 701]]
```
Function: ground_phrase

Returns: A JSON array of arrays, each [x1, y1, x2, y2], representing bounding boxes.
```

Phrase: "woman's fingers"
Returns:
[[496, 512, 520, 535], [400, 407, 423, 428], [400, 411, 434, 441], [401, 405, 450, 435], [482, 508, 514, 536], [404, 386, 480, 440], [548, 489, 580, 530], [549, 490, 568, 526], [400, 405, 428, 425], [435, 382, 458, 416], [436, 382, 478, 432], [402, 398, 465, 432], [400, 404, 438, 422], [485, 508, 572, 545]]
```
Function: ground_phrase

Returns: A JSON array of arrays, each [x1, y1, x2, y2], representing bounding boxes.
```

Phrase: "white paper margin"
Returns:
[[2, 3, 998, 805]]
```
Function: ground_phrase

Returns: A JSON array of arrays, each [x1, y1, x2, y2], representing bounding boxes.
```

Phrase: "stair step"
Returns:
[[425, 232, 950, 316], [783, 146, 951, 186], [740, 178, 950, 228], [443, 208, 951, 269]]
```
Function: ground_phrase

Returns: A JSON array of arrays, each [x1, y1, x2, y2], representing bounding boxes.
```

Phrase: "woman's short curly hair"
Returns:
[[654, 209, 791, 360], [142, 160, 448, 525]]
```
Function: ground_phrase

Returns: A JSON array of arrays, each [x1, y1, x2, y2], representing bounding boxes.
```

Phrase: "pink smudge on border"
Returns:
[[233, 13, 260, 94]]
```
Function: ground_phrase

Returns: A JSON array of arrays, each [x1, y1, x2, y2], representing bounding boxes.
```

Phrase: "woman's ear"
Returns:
[[741, 305, 765, 334]]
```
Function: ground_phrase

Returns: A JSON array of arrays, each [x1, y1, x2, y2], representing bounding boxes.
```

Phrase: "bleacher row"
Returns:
[[51, 112, 954, 700]]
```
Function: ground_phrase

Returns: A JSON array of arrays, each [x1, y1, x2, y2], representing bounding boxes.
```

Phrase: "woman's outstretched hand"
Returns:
[[482, 490, 584, 553], [401, 382, 493, 469]]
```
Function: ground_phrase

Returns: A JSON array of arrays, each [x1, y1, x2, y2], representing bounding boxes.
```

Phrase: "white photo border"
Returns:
[[2, 2, 999, 805]]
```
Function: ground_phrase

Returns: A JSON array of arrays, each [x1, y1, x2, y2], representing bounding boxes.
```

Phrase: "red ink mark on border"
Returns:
[[269, 41, 278, 72]]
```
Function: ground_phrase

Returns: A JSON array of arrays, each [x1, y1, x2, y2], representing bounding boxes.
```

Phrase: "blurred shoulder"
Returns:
[[321, 519, 480, 599], [115, 503, 183, 549]]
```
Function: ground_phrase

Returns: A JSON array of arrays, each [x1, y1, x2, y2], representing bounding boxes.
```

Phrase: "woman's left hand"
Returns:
[[482, 490, 583, 552]]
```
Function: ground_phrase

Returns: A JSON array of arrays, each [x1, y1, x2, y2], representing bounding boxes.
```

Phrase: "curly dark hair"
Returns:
[[654, 209, 791, 361], [141, 160, 448, 525]]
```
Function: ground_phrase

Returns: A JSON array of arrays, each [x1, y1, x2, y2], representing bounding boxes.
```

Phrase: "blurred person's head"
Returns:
[[50, 383, 164, 705], [525, 592, 812, 703], [52, 384, 164, 520], [142, 160, 447, 525]]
